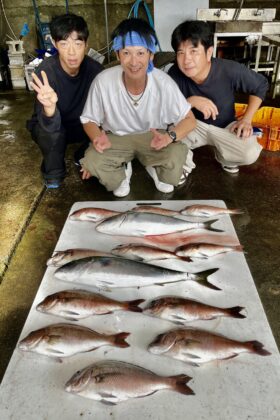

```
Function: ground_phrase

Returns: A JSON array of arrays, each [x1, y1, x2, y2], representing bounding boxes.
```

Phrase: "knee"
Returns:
[[242, 141, 262, 165]]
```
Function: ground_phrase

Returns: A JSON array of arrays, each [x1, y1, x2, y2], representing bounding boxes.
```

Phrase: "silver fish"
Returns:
[[143, 296, 246, 323], [36, 289, 144, 320], [111, 244, 191, 263], [69, 207, 120, 222], [47, 249, 112, 267], [96, 212, 222, 237], [54, 256, 219, 290], [180, 204, 243, 217], [175, 243, 244, 259], [65, 360, 194, 404], [148, 328, 271, 366], [18, 323, 130, 358]]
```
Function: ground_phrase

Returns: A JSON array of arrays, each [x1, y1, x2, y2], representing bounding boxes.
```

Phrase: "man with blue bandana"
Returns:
[[80, 18, 196, 197]]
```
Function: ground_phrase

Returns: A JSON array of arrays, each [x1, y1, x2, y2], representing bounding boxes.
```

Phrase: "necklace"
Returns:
[[123, 73, 147, 107]]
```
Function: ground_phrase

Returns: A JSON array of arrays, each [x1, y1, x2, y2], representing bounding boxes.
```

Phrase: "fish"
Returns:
[[69, 207, 120, 222], [65, 360, 194, 404], [175, 243, 244, 259], [36, 289, 144, 320], [18, 323, 130, 358], [143, 296, 246, 323], [47, 249, 112, 267], [180, 204, 243, 217], [54, 256, 219, 290], [142, 232, 238, 251], [132, 205, 179, 217], [111, 244, 192, 263], [96, 212, 222, 237], [148, 328, 271, 366]]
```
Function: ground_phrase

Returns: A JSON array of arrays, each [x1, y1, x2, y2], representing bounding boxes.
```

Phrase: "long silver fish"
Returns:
[[96, 212, 222, 236], [18, 323, 130, 358], [111, 244, 192, 263], [36, 289, 144, 320], [65, 360, 194, 404], [143, 296, 246, 323], [54, 256, 219, 290], [180, 204, 243, 217], [69, 207, 120, 222], [175, 243, 244, 259], [148, 328, 271, 366], [47, 249, 112, 267]]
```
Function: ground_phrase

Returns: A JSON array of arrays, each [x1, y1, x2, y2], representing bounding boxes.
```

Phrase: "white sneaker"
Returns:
[[113, 162, 132, 197], [222, 164, 239, 174], [145, 166, 174, 193]]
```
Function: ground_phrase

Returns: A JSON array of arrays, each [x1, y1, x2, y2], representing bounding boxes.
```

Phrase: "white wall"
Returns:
[[154, 0, 209, 51]]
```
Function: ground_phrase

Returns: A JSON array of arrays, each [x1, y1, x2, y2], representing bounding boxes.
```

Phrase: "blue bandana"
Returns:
[[112, 31, 156, 73]]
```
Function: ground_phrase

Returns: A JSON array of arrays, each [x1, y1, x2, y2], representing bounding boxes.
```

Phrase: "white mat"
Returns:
[[0, 200, 279, 420]]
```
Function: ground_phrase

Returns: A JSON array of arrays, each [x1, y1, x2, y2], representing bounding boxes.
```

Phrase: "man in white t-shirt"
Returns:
[[80, 18, 196, 197]]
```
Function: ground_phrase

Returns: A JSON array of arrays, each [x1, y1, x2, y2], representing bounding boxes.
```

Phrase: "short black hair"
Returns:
[[111, 17, 158, 48], [50, 13, 89, 42], [171, 20, 214, 52]]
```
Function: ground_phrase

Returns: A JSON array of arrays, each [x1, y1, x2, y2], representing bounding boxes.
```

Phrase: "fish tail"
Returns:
[[204, 219, 224, 232], [230, 208, 244, 215], [246, 340, 271, 356], [196, 268, 221, 291], [126, 299, 145, 313], [170, 374, 195, 396], [233, 245, 244, 252], [227, 306, 246, 319], [114, 332, 130, 348]]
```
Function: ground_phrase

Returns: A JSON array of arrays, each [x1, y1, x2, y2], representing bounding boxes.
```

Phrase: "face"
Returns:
[[117, 46, 153, 81], [53, 31, 87, 76], [176, 40, 213, 83]]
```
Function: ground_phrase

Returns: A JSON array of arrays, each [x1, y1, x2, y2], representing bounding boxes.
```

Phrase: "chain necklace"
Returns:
[[122, 73, 147, 107]]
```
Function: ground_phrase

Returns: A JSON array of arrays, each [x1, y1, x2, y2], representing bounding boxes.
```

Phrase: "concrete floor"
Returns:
[[0, 89, 279, 383]]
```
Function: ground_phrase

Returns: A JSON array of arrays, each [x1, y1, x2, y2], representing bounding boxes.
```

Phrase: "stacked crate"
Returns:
[[235, 103, 280, 151], [7, 40, 26, 89]]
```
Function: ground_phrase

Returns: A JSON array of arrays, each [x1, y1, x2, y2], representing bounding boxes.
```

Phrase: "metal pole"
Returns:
[[104, 0, 110, 63]]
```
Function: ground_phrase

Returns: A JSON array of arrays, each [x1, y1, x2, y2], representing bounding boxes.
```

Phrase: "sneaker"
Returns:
[[113, 162, 132, 197], [177, 170, 188, 186], [44, 179, 62, 189], [222, 164, 239, 174], [145, 166, 174, 193]]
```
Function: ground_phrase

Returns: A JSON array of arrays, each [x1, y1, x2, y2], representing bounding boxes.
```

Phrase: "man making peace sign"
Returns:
[[26, 13, 103, 188]]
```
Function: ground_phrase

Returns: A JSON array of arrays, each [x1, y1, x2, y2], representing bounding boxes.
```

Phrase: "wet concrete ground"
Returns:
[[0, 90, 279, 382]]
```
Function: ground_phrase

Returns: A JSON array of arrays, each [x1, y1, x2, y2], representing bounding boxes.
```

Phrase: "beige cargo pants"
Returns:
[[183, 120, 263, 172], [80, 131, 188, 191]]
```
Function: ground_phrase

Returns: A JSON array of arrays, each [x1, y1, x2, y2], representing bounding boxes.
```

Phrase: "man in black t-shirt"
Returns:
[[168, 20, 268, 174], [27, 14, 103, 188]]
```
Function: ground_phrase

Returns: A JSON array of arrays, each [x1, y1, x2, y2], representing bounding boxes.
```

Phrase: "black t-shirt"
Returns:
[[27, 54, 103, 133], [168, 57, 268, 128]]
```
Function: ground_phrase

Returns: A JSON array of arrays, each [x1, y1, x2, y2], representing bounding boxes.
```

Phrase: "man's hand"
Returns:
[[230, 118, 253, 138], [188, 96, 218, 120], [30, 71, 58, 117], [80, 168, 92, 180], [150, 128, 172, 151], [93, 130, 112, 153]]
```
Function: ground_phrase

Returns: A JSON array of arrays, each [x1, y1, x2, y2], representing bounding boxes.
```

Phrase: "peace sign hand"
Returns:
[[30, 71, 58, 116]]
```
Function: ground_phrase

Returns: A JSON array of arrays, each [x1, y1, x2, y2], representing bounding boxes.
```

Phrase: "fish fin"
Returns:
[[155, 279, 186, 287], [114, 332, 130, 348], [204, 219, 224, 232], [194, 268, 221, 291], [179, 256, 193, 262], [127, 299, 145, 313], [169, 375, 195, 396], [47, 348, 65, 355], [100, 400, 117, 406], [245, 340, 271, 356], [227, 306, 246, 319]]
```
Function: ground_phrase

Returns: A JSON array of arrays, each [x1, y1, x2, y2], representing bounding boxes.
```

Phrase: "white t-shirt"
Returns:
[[81, 66, 191, 136]]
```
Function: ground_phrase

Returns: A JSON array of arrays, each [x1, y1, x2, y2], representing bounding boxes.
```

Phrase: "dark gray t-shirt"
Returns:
[[168, 57, 268, 128]]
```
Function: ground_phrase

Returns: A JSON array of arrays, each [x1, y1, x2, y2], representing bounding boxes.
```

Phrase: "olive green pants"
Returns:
[[80, 131, 188, 191]]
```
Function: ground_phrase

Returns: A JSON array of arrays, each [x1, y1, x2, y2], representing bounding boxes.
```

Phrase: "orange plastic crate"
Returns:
[[235, 104, 280, 151]]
